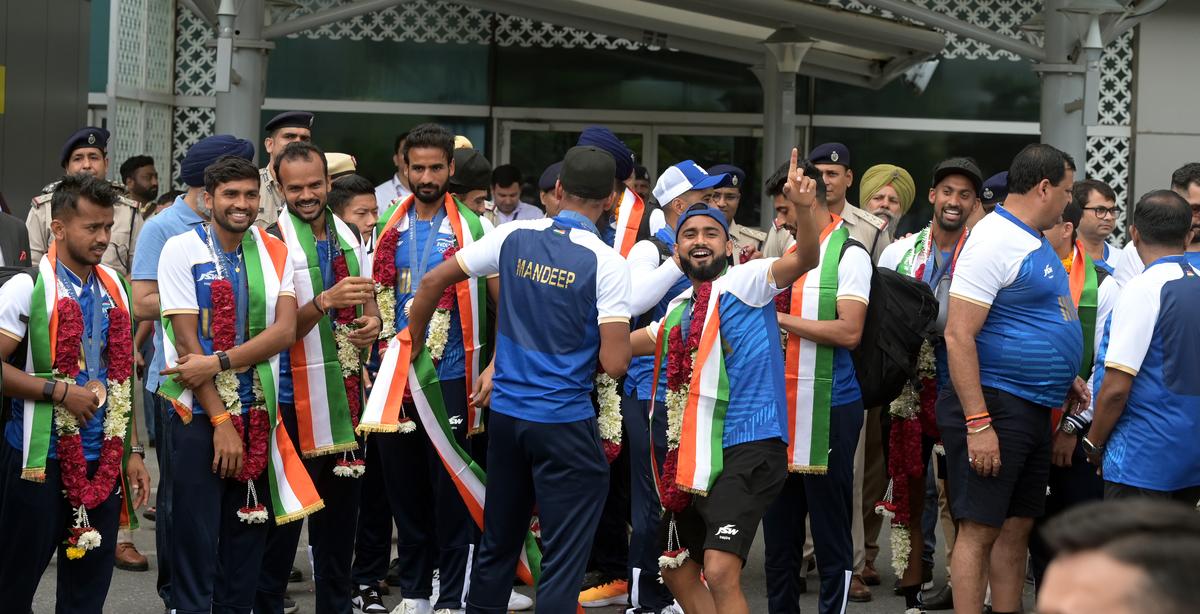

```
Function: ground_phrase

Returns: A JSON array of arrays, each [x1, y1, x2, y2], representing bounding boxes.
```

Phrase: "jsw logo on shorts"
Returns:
[[448, 416, 464, 426], [715, 524, 739, 539]]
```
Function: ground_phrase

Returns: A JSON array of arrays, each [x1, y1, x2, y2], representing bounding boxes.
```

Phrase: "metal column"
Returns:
[[214, 0, 270, 141], [1036, 0, 1088, 175], [759, 32, 809, 229]]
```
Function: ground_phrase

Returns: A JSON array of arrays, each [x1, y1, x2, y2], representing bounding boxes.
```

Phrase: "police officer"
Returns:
[[257, 111, 314, 228], [809, 142, 892, 262], [27, 127, 144, 276], [708, 164, 767, 264]]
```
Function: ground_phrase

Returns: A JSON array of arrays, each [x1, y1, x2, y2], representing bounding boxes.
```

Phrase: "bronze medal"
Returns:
[[84, 379, 107, 406]]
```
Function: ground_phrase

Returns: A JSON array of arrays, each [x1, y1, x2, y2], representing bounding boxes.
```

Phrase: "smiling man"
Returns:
[[257, 111, 315, 228]]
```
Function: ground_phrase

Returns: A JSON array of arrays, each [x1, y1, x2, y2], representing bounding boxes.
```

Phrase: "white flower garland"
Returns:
[[595, 373, 622, 444], [376, 282, 396, 340], [333, 325, 363, 377], [427, 308, 452, 360]]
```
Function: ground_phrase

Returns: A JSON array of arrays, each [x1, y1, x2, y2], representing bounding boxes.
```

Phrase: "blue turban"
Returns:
[[181, 135, 256, 187], [577, 126, 635, 182]]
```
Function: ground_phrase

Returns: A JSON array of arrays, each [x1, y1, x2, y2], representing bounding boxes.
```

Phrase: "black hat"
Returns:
[[60, 127, 109, 167], [560, 146, 616, 200], [981, 171, 1009, 205], [265, 111, 314, 133], [538, 161, 563, 192], [932, 157, 984, 195], [450, 149, 492, 192], [809, 142, 850, 168], [634, 165, 650, 181], [707, 164, 745, 191]]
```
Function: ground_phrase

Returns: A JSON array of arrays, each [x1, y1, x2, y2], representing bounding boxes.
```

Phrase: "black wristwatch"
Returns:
[[1082, 436, 1105, 457], [215, 350, 231, 371], [130, 444, 145, 458], [1059, 416, 1082, 436]]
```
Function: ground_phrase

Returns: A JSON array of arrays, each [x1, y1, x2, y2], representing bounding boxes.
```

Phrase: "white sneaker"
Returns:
[[430, 569, 440, 605], [391, 599, 432, 614], [508, 590, 534, 611]]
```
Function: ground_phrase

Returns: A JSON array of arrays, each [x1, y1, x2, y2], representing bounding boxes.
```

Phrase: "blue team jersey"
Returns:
[[392, 215, 466, 381], [456, 212, 631, 424], [2, 267, 113, 460], [949, 206, 1083, 408], [1098, 256, 1200, 491]]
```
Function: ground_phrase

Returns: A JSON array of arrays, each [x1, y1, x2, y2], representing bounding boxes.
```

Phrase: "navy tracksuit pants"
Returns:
[[256, 403, 363, 614], [623, 393, 674, 612], [467, 412, 609, 614], [350, 436, 396, 587], [0, 442, 121, 614], [762, 401, 864, 614], [169, 414, 271, 614], [379, 377, 478, 610]]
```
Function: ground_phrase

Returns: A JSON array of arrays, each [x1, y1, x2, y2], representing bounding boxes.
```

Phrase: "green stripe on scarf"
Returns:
[[1077, 258, 1098, 378], [286, 210, 356, 446], [807, 227, 848, 469], [455, 197, 490, 357], [241, 233, 286, 515], [25, 272, 55, 478]]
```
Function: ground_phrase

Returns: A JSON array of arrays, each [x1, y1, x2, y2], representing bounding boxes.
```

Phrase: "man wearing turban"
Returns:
[[860, 164, 917, 230]]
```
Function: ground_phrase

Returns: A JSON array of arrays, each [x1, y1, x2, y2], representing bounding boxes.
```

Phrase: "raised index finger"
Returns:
[[788, 147, 799, 180]]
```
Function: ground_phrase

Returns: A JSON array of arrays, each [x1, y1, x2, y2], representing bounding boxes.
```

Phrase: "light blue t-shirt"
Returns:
[[1098, 255, 1200, 491], [949, 206, 1083, 407], [130, 197, 205, 393]]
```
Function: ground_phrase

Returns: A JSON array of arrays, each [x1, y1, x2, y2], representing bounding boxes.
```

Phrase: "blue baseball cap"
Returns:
[[675, 204, 730, 238], [981, 171, 1009, 205], [652, 160, 728, 206]]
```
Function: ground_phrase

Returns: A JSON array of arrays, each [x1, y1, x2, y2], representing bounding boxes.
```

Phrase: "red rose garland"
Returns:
[[332, 254, 362, 429], [53, 298, 84, 376]]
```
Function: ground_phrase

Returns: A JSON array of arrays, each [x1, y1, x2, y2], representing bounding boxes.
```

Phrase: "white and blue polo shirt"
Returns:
[[949, 205, 1083, 408], [455, 210, 631, 424], [1096, 255, 1200, 491]]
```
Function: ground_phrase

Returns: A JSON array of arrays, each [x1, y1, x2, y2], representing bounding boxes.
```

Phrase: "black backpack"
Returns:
[[840, 240, 939, 408]]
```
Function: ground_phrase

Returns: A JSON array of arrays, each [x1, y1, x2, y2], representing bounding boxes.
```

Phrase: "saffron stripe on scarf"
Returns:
[[675, 297, 729, 496], [613, 188, 646, 258]]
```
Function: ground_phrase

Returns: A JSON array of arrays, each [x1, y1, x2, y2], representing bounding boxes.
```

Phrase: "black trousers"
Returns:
[[256, 403, 363, 614], [350, 435, 395, 586], [378, 377, 478, 609], [169, 414, 270, 614], [588, 422, 630, 580], [467, 412, 609, 614], [0, 442, 121, 614], [152, 393, 175, 610], [624, 393, 674, 611], [1029, 436, 1103, 593], [762, 400, 864, 614]]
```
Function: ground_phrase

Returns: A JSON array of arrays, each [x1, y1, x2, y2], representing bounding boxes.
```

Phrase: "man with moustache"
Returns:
[[120, 155, 160, 219], [809, 143, 891, 262], [157, 155, 318, 614], [28, 127, 144, 276], [253, 141, 381, 614], [940, 144, 1088, 614], [859, 164, 917, 232], [130, 135, 257, 611], [627, 149, 822, 614], [258, 111, 315, 227], [708, 164, 767, 265]]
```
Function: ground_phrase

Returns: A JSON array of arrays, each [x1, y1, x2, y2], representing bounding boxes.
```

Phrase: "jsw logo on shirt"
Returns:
[[1043, 264, 1055, 278], [199, 270, 220, 282], [448, 415, 464, 426], [715, 524, 739, 539]]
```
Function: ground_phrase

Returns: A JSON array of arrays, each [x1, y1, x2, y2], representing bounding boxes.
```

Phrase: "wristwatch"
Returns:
[[1059, 416, 1081, 436], [130, 444, 145, 458], [1081, 436, 1105, 457]]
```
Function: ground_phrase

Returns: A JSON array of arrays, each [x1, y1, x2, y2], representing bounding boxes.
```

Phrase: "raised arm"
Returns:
[[770, 148, 821, 288]]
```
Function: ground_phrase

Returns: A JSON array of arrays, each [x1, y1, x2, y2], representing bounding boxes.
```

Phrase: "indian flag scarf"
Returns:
[[783, 216, 848, 474], [359, 193, 488, 435], [159, 225, 322, 524], [612, 187, 647, 258], [894, 224, 969, 280], [1050, 242, 1099, 432], [648, 284, 731, 497], [276, 209, 367, 457], [375, 331, 546, 588], [21, 246, 134, 489]]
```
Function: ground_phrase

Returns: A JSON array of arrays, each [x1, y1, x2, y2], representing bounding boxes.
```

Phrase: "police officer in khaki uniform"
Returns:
[[27, 127, 144, 276], [708, 164, 767, 265], [257, 111, 314, 227], [809, 142, 892, 263]]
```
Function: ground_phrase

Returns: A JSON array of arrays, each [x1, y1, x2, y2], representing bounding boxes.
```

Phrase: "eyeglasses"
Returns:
[[1083, 206, 1118, 219]]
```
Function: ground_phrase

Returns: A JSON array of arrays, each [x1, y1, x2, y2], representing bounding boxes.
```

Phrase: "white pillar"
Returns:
[[214, 0, 269, 141]]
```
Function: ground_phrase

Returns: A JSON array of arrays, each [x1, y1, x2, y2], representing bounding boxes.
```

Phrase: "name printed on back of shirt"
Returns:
[[514, 257, 577, 289]]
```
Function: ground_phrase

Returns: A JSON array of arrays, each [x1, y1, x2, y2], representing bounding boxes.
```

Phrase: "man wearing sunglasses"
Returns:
[[1073, 179, 1122, 274]]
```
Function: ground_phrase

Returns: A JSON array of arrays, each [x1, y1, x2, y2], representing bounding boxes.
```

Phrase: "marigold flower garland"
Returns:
[[658, 281, 711, 571], [52, 294, 134, 559], [210, 278, 271, 523], [875, 340, 939, 575]]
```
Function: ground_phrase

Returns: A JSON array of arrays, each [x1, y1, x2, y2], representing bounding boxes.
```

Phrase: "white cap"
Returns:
[[652, 160, 727, 207]]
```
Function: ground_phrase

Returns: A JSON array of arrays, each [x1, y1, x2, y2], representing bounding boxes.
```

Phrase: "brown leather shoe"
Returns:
[[862, 560, 881, 586], [114, 542, 149, 572], [849, 573, 873, 602]]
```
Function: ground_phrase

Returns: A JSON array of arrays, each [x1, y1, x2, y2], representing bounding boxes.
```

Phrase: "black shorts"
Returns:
[[936, 386, 1052, 527], [658, 438, 787, 561]]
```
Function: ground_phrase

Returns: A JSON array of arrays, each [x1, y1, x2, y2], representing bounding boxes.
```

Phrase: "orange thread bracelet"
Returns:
[[965, 412, 990, 421], [210, 412, 232, 427]]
